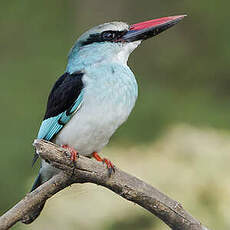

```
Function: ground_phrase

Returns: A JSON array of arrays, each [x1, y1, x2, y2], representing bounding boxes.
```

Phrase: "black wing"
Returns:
[[44, 71, 84, 119], [37, 71, 84, 141]]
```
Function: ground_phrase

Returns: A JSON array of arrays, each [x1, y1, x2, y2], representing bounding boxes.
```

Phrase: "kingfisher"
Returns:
[[28, 15, 185, 223]]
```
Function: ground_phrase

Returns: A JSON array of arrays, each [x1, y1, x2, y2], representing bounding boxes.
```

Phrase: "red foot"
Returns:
[[92, 152, 115, 174], [62, 144, 78, 162]]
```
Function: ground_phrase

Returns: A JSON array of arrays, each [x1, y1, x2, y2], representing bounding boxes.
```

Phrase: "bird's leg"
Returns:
[[62, 144, 79, 176], [92, 152, 115, 176]]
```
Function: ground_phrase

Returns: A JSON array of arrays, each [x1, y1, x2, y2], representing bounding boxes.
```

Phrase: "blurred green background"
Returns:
[[1, 0, 230, 229]]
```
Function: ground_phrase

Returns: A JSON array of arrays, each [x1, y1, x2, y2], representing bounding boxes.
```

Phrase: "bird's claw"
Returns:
[[62, 144, 79, 177], [70, 151, 79, 162], [103, 158, 115, 176], [92, 152, 115, 176]]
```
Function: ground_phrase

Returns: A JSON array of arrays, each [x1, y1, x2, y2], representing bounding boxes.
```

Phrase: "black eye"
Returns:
[[101, 31, 116, 41]]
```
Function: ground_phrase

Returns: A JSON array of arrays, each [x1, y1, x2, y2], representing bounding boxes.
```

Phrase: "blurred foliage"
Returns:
[[1, 0, 230, 229]]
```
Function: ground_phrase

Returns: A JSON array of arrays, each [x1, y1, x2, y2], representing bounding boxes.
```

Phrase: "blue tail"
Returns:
[[31, 173, 42, 191]]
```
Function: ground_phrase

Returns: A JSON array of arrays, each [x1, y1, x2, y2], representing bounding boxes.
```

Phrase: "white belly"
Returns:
[[55, 103, 126, 155]]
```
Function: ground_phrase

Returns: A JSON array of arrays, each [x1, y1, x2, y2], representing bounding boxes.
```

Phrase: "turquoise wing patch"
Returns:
[[37, 91, 83, 141]]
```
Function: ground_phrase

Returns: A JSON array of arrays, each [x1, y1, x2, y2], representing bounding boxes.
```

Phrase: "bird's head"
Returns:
[[67, 15, 186, 73]]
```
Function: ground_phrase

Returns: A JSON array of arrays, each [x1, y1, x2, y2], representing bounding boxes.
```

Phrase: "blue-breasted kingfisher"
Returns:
[[27, 15, 185, 223]]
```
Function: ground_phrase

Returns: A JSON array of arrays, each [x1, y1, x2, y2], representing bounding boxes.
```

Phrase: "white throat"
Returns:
[[112, 41, 141, 65]]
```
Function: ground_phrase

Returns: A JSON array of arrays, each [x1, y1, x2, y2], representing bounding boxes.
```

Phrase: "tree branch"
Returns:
[[0, 140, 210, 230]]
